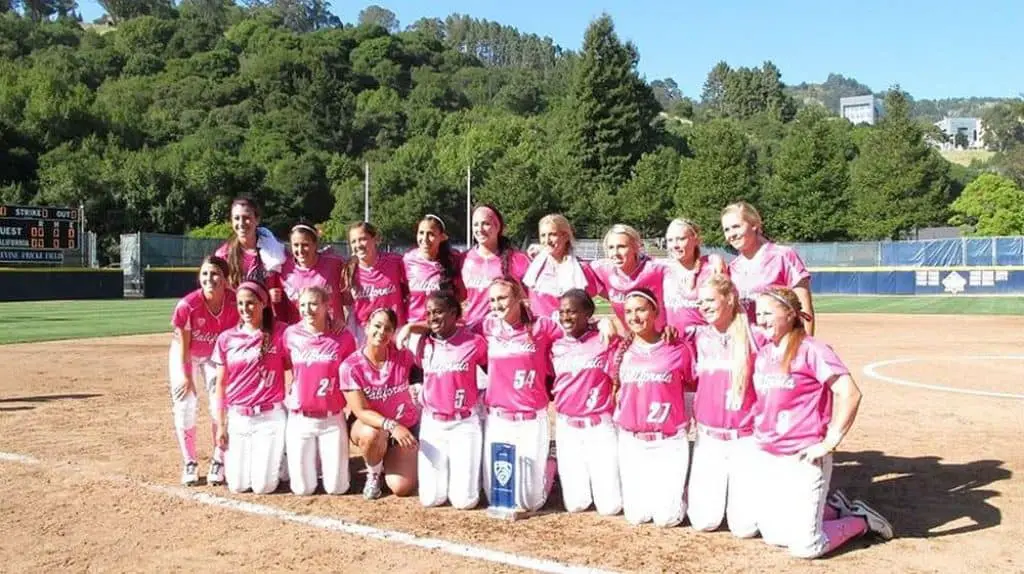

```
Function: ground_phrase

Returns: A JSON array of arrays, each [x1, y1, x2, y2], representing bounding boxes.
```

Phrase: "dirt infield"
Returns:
[[1, 313, 1022, 573]]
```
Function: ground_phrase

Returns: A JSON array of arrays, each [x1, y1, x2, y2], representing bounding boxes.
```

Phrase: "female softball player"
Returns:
[[279, 223, 345, 328], [522, 214, 599, 321], [613, 288, 695, 527], [590, 224, 668, 331], [397, 290, 488, 509], [341, 308, 420, 500], [685, 274, 764, 537], [214, 197, 288, 317], [283, 286, 357, 496], [461, 205, 531, 328], [168, 255, 238, 486], [550, 289, 622, 515], [751, 287, 892, 558], [403, 214, 463, 323], [212, 281, 290, 494], [721, 202, 815, 334], [478, 277, 561, 512], [343, 221, 407, 344], [662, 218, 725, 332]]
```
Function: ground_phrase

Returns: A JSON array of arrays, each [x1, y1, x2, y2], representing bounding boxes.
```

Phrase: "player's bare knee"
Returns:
[[386, 475, 416, 497]]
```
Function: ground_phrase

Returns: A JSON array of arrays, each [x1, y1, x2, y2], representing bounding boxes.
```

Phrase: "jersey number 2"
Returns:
[[316, 378, 331, 397]]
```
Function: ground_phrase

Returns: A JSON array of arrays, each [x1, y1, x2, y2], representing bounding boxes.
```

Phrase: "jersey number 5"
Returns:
[[646, 402, 671, 424]]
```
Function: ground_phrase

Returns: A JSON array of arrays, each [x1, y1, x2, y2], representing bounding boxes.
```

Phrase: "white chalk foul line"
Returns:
[[863, 355, 1024, 400], [0, 451, 615, 574]]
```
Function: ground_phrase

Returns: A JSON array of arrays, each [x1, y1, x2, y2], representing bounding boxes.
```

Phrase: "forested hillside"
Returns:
[[0, 1, 1018, 263]]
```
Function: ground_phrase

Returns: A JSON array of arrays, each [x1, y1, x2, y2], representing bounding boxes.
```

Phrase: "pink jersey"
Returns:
[[662, 256, 720, 331], [279, 254, 345, 325], [215, 242, 287, 317], [751, 336, 849, 455], [283, 323, 356, 413], [550, 329, 619, 417], [526, 258, 601, 320], [213, 323, 290, 408], [478, 315, 562, 412], [591, 257, 667, 330], [692, 325, 768, 430], [346, 252, 407, 328], [460, 248, 531, 327], [614, 339, 693, 435], [410, 328, 488, 416], [403, 249, 463, 323], [170, 289, 239, 359], [339, 346, 420, 428], [728, 242, 810, 322]]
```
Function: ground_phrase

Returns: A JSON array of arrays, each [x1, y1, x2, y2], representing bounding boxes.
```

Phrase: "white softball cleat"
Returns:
[[850, 499, 894, 540], [363, 472, 383, 500], [827, 489, 853, 516], [181, 462, 199, 486], [207, 461, 225, 486]]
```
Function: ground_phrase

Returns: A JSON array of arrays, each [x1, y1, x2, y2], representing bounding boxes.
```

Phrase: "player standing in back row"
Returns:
[[168, 255, 238, 486]]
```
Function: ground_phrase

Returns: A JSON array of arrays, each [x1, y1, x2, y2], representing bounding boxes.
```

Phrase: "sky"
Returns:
[[76, 0, 1022, 100]]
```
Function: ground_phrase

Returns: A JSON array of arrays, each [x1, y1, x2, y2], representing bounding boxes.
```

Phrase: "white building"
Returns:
[[839, 95, 884, 125], [934, 117, 985, 149]]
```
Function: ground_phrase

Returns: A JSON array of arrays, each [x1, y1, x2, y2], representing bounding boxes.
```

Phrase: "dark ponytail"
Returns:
[[344, 221, 379, 296], [226, 196, 261, 288]]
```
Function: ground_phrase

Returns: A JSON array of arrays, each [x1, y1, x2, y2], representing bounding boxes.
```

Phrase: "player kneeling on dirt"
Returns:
[[341, 308, 420, 500], [283, 286, 356, 496], [550, 289, 623, 515], [612, 288, 695, 527], [212, 281, 289, 495], [750, 287, 893, 558]]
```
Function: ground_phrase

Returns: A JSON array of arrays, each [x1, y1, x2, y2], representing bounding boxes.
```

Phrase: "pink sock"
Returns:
[[823, 504, 839, 521], [176, 426, 197, 463], [544, 456, 558, 495], [822, 517, 868, 554]]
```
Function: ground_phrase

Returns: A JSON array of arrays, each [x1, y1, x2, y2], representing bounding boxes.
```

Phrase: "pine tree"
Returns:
[[848, 87, 954, 239], [564, 14, 659, 191], [762, 106, 853, 241]]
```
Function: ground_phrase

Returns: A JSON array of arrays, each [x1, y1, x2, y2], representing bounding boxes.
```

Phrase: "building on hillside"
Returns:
[[933, 117, 985, 150], [839, 95, 883, 125]]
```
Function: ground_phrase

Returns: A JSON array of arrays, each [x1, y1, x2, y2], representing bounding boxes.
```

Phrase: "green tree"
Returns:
[[617, 146, 679, 237], [98, 0, 173, 23], [848, 88, 954, 239], [980, 99, 1024, 152], [564, 14, 659, 189], [763, 106, 853, 241], [358, 4, 399, 33], [948, 173, 1024, 235], [675, 118, 758, 244]]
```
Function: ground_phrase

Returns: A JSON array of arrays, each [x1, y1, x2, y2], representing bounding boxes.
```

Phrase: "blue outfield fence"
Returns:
[[121, 233, 1024, 297]]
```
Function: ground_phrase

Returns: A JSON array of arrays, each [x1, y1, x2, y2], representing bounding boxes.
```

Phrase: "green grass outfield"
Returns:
[[0, 295, 1022, 345]]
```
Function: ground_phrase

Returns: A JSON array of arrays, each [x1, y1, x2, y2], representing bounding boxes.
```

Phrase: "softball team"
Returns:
[[177, 201, 892, 560]]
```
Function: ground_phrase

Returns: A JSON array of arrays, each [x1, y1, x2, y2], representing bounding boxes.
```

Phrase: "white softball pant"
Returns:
[[618, 429, 690, 527], [555, 413, 621, 515], [225, 404, 286, 495], [168, 353, 220, 464], [755, 449, 834, 558], [418, 411, 482, 509], [285, 411, 350, 495], [482, 408, 551, 512], [686, 427, 759, 537]]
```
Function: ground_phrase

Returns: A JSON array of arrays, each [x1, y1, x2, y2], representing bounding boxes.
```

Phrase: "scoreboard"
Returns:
[[0, 205, 81, 265]]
